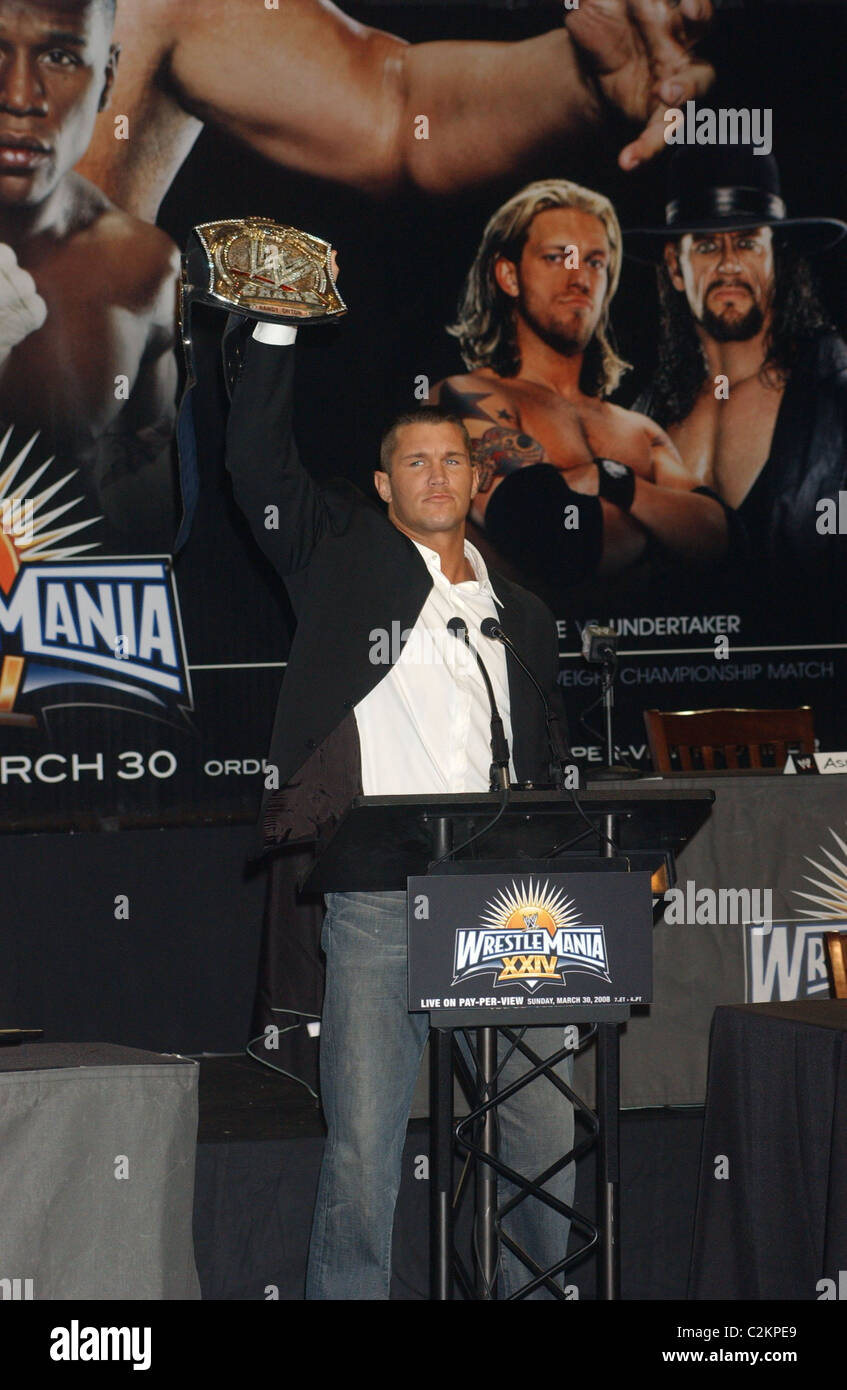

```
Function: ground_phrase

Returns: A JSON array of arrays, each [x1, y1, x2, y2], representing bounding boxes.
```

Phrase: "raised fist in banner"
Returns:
[[565, 0, 714, 169], [0, 243, 47, 361]]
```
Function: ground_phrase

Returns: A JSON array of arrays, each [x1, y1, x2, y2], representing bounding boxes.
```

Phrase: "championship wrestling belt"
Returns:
[[180, 217, 346, 332], [175, 218, 346, 550]]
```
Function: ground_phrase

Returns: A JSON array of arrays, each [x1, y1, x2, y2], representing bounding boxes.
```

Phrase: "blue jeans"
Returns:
[[305, 891, 575, 1300]]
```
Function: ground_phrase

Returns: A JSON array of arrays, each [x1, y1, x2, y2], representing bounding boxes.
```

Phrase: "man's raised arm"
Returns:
[[224, 326, 337, 578], [163, 0, 714, 193]]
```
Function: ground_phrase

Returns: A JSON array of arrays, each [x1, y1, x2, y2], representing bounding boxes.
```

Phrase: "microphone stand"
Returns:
[[581, 627, 640, 782], [446, 618, 510, 791], [445, 615, 509, 1295], [479, 618, 572, 789]]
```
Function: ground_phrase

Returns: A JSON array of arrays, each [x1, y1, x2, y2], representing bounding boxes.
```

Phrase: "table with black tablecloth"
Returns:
[[590, 774, 847, 1108], [689, 1001, 847, 1299]]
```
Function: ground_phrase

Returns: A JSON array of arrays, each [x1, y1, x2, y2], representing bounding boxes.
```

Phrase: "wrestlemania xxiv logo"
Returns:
[[0, 433, 191, 729], [452, 878, 612, 994]]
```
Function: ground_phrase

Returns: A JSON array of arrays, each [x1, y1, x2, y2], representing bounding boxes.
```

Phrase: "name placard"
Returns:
[[784, 752, 847, 775]]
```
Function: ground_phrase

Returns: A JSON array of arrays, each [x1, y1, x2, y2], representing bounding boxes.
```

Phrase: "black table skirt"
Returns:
[[689, 1002, 847, 1300]]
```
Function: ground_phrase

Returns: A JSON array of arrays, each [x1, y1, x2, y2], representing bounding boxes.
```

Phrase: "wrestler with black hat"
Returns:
[[628, 146, 847, 635]]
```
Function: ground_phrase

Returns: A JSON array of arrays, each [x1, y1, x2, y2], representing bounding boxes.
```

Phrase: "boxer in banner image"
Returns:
[[74, 0, 715, 222], [0, 0, 179, 556], [433, 179, 731, 596], [629, 146, 847, 636]]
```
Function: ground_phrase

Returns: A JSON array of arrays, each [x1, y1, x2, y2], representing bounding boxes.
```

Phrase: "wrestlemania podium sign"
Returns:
[[407, 870, 654, 1027]]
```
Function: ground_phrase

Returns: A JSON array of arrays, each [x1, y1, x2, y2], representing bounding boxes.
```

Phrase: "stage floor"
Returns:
[[192, 1053, 705, 1300]]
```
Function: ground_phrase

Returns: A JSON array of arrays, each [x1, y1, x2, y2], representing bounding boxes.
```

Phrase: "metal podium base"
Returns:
[[430, 1020, 622, 1301]]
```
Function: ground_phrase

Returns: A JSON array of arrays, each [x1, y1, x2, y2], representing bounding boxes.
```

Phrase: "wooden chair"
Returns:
[[643, 707, 815, 773], [826, 933, 847, 999]]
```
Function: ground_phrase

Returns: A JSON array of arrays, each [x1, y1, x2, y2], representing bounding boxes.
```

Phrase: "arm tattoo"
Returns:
[[471, 426, 546, 492]]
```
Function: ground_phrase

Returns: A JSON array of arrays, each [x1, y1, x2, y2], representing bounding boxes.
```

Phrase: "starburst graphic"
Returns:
[[794, 825, 847, 920], [479, 877, 583, 939], [0, 427, 101, 582]]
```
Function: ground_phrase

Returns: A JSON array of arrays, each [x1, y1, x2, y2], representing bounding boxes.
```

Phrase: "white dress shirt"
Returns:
[[355, 539, 514, 795]]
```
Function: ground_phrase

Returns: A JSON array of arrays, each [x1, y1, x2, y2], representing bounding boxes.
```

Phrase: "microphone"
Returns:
[[446, 617, 510, 790], [480, 617, 574, 788]]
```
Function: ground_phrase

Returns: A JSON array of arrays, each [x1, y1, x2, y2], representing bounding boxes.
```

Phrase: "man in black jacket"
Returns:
[[225, 318, 576, 1299]]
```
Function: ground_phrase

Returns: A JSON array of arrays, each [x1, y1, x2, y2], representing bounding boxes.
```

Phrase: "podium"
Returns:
[[303, 784, 713, 1299]]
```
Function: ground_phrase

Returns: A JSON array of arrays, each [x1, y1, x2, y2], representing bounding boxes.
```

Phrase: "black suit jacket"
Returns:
[[225, 338, 566, 850]]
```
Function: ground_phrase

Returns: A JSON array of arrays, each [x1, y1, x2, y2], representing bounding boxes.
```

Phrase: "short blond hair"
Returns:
[[379, 407, 471, 474]]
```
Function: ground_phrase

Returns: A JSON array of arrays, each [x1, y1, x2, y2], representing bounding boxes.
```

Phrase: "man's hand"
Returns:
[[565, 0, 714, 169], [0, 244, 47, 360], [251, 246, 338, 345]]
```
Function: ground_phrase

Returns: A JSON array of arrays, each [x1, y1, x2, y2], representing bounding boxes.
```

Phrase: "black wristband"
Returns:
[[595, 457, 636, 511]]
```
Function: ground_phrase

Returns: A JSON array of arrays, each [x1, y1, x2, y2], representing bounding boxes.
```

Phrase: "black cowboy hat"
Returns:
[[625, 146, 847, 263]]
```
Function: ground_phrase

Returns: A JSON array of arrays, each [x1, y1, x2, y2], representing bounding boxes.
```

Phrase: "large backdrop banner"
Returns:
[[0, 0, 845, 828]]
